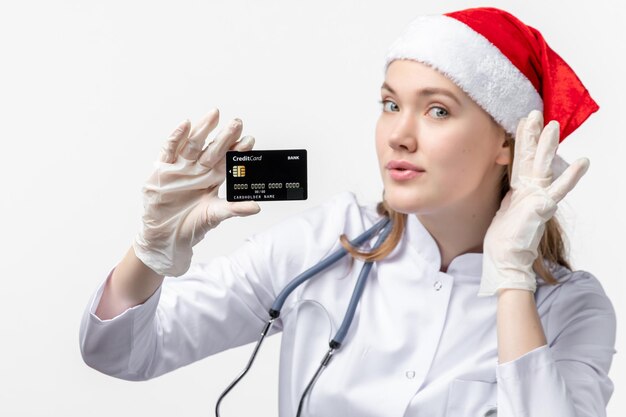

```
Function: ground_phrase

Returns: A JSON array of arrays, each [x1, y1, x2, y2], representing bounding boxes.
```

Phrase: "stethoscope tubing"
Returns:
[[296, 218, 392, 417], [270, 217, 392, 316], [215, 216, 393, 417]]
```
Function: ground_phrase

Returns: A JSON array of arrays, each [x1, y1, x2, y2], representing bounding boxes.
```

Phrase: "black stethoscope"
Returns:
[[214, 216, 393, 417]]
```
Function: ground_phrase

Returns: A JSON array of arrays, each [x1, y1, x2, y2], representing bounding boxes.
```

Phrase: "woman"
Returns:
[[79, 6, 616, 417]]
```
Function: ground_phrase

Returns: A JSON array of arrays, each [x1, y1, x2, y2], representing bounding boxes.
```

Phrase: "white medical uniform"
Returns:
[[79, 191, 616, 417]]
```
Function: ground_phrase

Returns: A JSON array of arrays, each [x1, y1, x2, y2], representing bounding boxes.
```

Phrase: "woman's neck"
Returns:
[[416, 191, 501, 272]]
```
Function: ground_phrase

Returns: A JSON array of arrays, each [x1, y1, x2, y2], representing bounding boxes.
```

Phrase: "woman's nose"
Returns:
[[387, 115, 418, 153]]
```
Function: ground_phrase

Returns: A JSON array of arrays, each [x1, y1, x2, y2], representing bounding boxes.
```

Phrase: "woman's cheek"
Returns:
[[434, 162, 468, 195]]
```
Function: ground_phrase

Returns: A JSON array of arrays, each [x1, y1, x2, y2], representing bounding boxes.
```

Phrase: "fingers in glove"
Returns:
[[512, 110, 542, 187], [197, 118, 243, 168], [547, 157, 590, 203], [179, 108, 220, 161], [205, 198, 261, 228], [231, 135, 255, 152], [229, 200, 261, 216], [206, 135, 256, 185], [532, 120, 560, 185], [159, 119, 191, 163], [510, 116, 526, 185]]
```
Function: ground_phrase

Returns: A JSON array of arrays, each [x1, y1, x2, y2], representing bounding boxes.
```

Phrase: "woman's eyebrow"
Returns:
[[380, 82, 461, 106]]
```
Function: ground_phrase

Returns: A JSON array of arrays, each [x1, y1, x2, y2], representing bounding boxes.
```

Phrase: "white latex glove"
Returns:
[[478, 109, 590, 296], [132, 108, 261, 277]]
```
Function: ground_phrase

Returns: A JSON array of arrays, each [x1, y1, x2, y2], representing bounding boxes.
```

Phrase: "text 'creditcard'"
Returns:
[[226, 149, 307, 202]]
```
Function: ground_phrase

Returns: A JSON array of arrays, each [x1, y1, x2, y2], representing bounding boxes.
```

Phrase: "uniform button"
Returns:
[[433, 281, 442, 291], [405, 371, 416, 379], [484, 406, 497, 416]]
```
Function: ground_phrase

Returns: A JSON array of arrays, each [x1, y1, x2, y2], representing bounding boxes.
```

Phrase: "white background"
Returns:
[[0, 0, 624, 416]]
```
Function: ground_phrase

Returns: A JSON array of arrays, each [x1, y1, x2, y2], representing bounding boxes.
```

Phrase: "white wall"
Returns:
[[0, 0, 623, 415]]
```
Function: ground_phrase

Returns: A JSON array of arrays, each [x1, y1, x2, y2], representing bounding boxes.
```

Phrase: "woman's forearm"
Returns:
[[496, 288, 547, 364], [94, 245, 165, 320]]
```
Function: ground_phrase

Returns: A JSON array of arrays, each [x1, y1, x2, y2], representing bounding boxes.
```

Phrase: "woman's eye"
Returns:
[[428, 106, 449, 119], [380, 99, 399, 112]]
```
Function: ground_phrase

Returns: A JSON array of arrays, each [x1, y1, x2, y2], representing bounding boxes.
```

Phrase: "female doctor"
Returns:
[[79, 6, 616, 417]]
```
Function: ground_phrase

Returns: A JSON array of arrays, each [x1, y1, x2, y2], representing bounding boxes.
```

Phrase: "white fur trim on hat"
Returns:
[[384, 15, 543, 138]]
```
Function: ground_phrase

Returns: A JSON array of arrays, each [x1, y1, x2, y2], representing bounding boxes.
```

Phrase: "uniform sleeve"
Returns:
[[78, 235, 283, 381], [495, 271, 617, 417], [78, 191, 365, 381]]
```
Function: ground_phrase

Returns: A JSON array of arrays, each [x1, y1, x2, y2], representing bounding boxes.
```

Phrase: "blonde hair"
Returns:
[[339, 132, 570, 285]]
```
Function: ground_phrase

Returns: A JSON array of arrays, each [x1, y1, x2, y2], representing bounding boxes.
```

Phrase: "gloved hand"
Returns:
[[477, 109, 590, 296], [132, 108, 261, 277]]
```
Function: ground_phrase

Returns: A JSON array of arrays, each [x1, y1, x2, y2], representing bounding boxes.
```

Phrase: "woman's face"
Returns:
[[375, 59, 510, 214]]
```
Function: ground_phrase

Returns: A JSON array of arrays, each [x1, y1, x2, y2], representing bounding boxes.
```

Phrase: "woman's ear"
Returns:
[[495, 131, 512, 166]]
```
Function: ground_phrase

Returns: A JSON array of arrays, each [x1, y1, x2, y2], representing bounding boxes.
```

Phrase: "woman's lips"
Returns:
[[386, 160, 425, 181], [388, 169, 424, 181], [386, 160, 425, 171]]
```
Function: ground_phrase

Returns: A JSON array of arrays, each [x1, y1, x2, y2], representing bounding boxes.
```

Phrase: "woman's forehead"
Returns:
[[383, 60, 468, 103]]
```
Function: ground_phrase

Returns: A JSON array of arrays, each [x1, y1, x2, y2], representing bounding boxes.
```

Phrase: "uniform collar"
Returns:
[[405, 213, 483, 280]]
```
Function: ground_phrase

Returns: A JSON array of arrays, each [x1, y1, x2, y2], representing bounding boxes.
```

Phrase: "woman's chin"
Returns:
[[384, 190, 432, 214]]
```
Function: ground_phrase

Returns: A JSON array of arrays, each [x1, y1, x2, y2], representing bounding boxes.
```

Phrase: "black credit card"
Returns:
[[226, 149, 307, 202]]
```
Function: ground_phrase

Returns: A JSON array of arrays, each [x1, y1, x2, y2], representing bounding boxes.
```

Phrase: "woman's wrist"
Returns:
[[94, 245, 164, 320]]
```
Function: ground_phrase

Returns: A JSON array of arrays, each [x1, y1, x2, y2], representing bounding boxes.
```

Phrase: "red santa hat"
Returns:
[[384, 6, 599, 149]]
